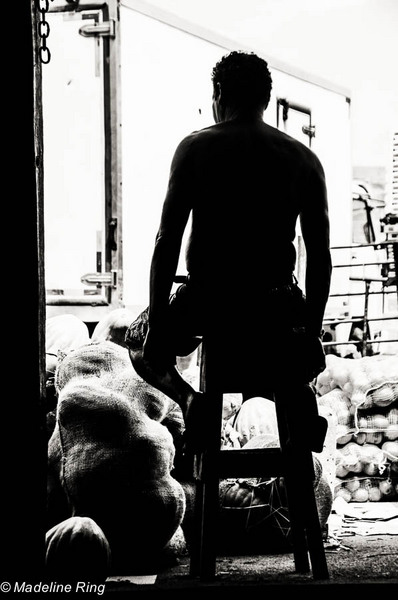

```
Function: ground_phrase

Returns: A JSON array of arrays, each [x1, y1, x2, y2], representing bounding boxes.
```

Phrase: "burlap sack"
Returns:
[[48, 340, 188, 572], [54, 340, 185, 445], [91, 308, 139, 348], [54, 341, 132, 391], [48, 377, 186, 573]]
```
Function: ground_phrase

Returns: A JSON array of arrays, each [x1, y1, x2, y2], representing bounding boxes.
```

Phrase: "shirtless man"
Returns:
[[125, 51, 332, 451]]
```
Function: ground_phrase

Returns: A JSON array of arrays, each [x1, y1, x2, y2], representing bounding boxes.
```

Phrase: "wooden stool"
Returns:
[[188, 335, 330, 582]]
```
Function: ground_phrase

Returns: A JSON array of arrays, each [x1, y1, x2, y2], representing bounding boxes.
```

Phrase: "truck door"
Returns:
[[42, 0, 122, 326]]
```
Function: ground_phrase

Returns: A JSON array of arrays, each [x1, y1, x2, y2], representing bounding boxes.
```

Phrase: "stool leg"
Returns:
[[275, 387, 329, 580], [197, 454, 219, 580], [189, 390, 223, 581], [283, 449, 329, 579], [300, 452, 329, 580], [189, 459, 204, 577], [276, 398, 310, 573], [188, 454, 221, 580], [282, 476, 310, 573]]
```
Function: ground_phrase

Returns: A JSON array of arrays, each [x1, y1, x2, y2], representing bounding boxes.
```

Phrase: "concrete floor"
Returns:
[[104, 504, 398, 597]]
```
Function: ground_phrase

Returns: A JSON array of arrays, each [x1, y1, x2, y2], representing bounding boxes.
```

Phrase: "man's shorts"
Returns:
[[124, 277, 321, 382]]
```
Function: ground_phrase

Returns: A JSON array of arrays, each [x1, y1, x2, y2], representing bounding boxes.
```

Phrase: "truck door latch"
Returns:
[[79, 19, 115, 38], [302, 125, 316, 139], [81, 271, 117, 287]]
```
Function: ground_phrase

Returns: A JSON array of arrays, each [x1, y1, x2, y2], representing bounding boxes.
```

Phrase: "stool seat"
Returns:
[[188, 335, 330, 582]]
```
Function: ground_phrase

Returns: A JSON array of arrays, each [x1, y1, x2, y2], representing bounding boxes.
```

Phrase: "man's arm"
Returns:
[[299, 156, 332, 337], [143, 136, 194, 365]]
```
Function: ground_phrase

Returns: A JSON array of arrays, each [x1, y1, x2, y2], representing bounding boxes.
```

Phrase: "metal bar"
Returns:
[[332, 261, 393, 268], [49, 2, 107, 14], [322, 339, 398, 347], [46, 296, 108, 306], [362, 281, 370, 354], [329, 291, 396, 297], [324, 315, 398, 325], [393, 243, 398, 304], [330, 242, 395, 249]]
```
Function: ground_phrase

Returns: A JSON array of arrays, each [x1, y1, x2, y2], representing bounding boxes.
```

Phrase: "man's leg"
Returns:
[[125, 301, 207, 451], [128, 345, 199, 414], [274, 383, 328, 453]]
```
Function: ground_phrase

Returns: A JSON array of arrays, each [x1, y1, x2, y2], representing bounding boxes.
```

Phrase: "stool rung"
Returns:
[[217, 448, 284, 479]]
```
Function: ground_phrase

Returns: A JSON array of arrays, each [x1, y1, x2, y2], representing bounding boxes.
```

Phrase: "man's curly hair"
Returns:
[[211, 51, 272, 110]]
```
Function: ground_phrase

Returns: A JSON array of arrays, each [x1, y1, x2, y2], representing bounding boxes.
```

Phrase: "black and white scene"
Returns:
[[11, 0, 398, 596]]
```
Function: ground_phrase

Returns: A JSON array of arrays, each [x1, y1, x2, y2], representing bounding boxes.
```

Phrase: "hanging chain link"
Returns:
[[37, 0, 54, 64]]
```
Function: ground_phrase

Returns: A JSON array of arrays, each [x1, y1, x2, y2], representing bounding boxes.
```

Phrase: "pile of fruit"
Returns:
[[316, 354, 398, 502]]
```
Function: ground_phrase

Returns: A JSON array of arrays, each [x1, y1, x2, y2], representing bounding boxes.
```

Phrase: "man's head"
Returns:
[[211, 51, 272, 120]]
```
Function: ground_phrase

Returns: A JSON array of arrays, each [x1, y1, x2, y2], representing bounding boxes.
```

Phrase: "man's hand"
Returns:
[[290, 328, 326, 383], [304, 331, 326, 382]]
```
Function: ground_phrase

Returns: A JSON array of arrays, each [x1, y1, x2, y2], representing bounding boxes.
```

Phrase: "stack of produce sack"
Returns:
[[47, 337, 187, 577], [316, 354, 398, 503]]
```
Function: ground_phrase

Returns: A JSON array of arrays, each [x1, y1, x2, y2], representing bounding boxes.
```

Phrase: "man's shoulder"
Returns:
[[181, 123, 220, 144], [175, 121, 323, 172], [174, 124, 221, 156], [265, 122, 321, 165]]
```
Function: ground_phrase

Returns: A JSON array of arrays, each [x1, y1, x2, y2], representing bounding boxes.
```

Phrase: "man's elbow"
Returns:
[[307, 249, 332, 276]]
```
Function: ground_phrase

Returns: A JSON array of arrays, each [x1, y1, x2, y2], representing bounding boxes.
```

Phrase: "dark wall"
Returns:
[[3, 0, 48, 583]]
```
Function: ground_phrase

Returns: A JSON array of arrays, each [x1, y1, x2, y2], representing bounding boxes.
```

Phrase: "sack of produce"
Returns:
[[91, 308, 138, 348], [45, 516, 111, 583], [46, 314, 90, 356], [316, 354, 398, 410], [48, 376, 186, 574], [335, 474, 398, 503], [54, 340, 184, 431], [48, 340, 189, 572], [45, 314, 91, 413], [54, 340, 131, 390], [231, 396, 279, 447]]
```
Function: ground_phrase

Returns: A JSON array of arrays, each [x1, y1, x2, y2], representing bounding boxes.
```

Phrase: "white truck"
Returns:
[[41, 0, 396, 354]]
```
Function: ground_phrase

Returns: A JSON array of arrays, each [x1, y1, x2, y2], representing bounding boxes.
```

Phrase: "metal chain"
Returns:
[[37, 0, 54, 64]]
